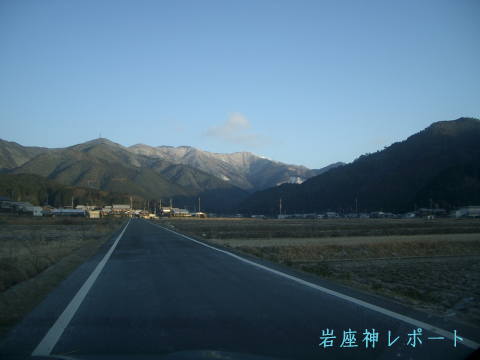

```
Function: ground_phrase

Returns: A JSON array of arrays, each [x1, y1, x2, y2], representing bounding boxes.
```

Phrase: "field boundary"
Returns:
[[288, 254, 480, 263]]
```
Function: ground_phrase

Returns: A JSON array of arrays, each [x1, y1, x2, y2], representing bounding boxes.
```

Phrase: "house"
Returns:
[[141, 212, 158, 219], [12, 202, 35, 214], [416, 208, 447, 218], [159, 207, 172, 216], [172, 208, 190, 217], [41, 205, 55, 216], [0, 196, 15, 212], [192, 212, 207, 218], [454, 206, 480, 218], [87, 210, 101, 219], [108, 204, 129, 215], [344, 213, 359, 218], [0, 196, 13, 204], [113, 204, 130, 210], [76, 205, 97, 211], [51, 208, 86, 217], [326, 212, 340, 218]]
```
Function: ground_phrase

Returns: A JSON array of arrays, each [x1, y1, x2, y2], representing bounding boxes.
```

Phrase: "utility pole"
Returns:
[[130, 196, 133, 210], [198, 197, 201, 213], [71, 196, 74, 208], [279, 198, 282, 215], [170, 198, 173, 208]]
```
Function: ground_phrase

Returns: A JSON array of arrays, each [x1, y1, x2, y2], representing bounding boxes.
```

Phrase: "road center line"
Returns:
[[151, 221, 479, 350], [32, 219, 131, 356]]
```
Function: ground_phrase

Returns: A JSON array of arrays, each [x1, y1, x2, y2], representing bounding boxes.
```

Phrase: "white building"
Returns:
[[113, 204, 131, 210], [76, 205, 97, 211], [87, 210, 101, 219], [33, 206, 43, 216], [172, 208, 190, 217]]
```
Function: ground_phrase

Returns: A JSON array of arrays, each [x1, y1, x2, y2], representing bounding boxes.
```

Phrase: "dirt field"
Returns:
[[0, 216, 124, 337], [159, 218, 480, 328]]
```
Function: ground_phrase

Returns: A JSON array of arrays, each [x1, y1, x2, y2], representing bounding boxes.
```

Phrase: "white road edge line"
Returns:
[[32, 219, 131, 356], [151, 221, 479, 350]]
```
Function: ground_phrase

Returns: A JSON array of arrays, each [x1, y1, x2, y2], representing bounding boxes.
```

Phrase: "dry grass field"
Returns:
[[0, 216, 124, 337], [159, 217, 480, 327]]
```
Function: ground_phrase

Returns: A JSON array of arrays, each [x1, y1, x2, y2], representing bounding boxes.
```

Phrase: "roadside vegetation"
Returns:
[[159, 217, 480, 327], [0, 216, 124, 338]]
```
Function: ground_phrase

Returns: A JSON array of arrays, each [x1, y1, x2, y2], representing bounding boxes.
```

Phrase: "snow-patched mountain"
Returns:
[[128, 144, 343, 191]]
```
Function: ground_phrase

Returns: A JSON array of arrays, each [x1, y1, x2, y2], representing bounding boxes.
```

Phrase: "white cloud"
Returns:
[[205, 112, 265, 147], [369, 136, 391, 147]]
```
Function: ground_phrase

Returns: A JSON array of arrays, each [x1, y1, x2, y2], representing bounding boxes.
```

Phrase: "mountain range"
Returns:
[[0, 138, 338, 211], [2, 117, 478, 214], [239, 117, 480, 214]]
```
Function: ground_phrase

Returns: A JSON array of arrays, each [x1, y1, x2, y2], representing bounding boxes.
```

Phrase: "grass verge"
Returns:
[[0, 217, 124, 338]]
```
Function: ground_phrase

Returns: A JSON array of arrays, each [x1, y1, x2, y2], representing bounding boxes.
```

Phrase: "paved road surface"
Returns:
[[1, 219, 478, 359]]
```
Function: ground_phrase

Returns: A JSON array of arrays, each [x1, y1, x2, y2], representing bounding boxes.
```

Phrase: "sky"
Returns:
[[0, 0, 479, 168]]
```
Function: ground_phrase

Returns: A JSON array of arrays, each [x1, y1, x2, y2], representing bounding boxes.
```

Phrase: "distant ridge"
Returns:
[[239, 117, 480, 214]]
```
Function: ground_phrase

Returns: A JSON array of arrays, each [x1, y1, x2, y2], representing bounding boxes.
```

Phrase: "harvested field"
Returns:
[[157, 218, 480, 328], [161, 217, 480, 238], [0, 216, 124, 337], [295, 256, 480, 328]]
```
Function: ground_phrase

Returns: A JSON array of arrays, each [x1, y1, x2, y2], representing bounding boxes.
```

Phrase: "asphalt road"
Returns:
[[1, 219, 478, 360]]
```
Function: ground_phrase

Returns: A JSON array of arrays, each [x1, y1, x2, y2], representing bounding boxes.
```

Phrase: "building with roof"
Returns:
[[51, 209, 86, 217], [454, 206, 480, 218]]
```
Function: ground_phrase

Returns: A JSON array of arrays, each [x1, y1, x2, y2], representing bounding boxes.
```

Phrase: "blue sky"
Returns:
[[0, 0, 478, 168]]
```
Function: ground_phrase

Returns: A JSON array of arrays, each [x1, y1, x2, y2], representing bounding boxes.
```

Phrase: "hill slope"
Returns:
[[7, 139, 248, 211], [0, 139, 49, 170], [0, 173, 137, 208], [240, 117, 480, 214]]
